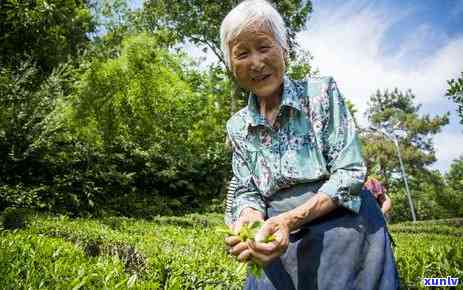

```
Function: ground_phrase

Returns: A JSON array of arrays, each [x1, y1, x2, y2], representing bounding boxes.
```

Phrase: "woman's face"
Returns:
[[229, 24, 286, 100]]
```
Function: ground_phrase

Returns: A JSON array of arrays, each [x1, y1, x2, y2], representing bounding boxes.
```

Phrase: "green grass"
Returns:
[[1, 213, 461, 289]]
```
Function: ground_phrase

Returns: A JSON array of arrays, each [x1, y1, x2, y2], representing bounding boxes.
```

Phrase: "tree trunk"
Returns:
[[380, 160, 389, 191]]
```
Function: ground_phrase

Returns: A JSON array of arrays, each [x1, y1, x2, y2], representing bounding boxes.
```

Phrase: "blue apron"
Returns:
[[244, 183, 400, 290]]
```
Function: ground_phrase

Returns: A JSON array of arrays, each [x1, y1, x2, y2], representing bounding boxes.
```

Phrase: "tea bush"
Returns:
[[393, 233, 462, 289], [0, 213, 461, 289]]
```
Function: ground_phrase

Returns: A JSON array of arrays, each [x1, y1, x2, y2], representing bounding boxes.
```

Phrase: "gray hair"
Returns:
[[220, 0, 288, 70]]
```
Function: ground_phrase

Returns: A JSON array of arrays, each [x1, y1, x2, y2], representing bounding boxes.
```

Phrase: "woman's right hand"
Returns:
[[224, 207, 264, 262]]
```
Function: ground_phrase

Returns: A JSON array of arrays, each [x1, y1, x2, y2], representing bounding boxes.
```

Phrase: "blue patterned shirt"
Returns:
[[226, 75, 366, 223]]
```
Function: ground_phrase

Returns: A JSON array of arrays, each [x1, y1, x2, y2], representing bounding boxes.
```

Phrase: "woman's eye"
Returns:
[[259, 46, 270, 52], [237, 52, 248, 59]]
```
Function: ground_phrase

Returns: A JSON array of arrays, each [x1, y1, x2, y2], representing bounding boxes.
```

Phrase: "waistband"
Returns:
[[264, 180, 325, 216]]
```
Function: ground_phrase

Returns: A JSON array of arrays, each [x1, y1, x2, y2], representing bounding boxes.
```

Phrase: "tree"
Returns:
[[446, 72, 463, 125], [0, 62, 77, 211], [139, 0, 313, 112], [0, 0, 95, 171], [361, 88, 449, 221], [345, 99, 359, 128], [0, 0, 95, 210], [141, 0, 312, 64], [0, 0, 95, 74], [383, 169, 451, 221], [363, 88, 449, 186], [445, 156, 463, 217], [286, 47, 318, 80], [32, 33, 231, 215]]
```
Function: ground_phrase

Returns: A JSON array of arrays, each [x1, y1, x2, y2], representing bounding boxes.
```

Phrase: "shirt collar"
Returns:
[[245, 74, 303, 128]]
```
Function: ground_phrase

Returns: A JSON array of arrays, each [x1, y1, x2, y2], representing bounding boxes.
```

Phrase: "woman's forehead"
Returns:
[[231, 25, 276, 47]]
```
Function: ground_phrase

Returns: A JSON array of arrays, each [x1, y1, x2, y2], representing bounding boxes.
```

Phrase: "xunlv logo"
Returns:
[[422, 277, 459, 287]]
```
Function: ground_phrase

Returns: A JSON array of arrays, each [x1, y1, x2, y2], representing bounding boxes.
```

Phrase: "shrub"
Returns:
[[0, 207, 30, 230], [31, 33, 231, 216]]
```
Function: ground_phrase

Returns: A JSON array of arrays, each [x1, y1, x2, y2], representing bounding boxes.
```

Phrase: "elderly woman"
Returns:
[[221, 1, 400, 289]]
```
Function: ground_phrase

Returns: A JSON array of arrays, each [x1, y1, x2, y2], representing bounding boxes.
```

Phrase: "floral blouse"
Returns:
[[226, 75, 366, 223]]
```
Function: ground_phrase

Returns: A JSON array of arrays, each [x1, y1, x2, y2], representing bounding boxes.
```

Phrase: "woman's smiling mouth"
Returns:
[[252, 74, 271, 81]]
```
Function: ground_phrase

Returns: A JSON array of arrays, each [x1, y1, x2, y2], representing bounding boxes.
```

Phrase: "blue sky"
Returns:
[[298, 0, 463, 173], [379, 0, 463, 65], [130, 0, 463, 172], [129, 0, 142, 10]]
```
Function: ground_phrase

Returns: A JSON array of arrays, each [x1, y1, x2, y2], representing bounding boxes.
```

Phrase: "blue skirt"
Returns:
[[244, 185, 400, 290]]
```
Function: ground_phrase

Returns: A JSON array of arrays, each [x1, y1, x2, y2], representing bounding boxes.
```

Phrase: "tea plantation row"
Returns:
[[0, 214, 461, 289]]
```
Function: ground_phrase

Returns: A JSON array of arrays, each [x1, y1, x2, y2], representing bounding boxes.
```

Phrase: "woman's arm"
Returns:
[[277, 192, 338, 232], [225, 176, 265, 231], [268, 77, 366, 229], [381, 193, 392, 215], [246, 192, 336, 265], [316, 77, 367, 213], [225, 119, 266, 226], [224, 119, 267, 262]]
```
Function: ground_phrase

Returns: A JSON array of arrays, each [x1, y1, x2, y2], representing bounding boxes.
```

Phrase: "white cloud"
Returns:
[[433, 131, 463, 170], [297, 1, 463, 172]]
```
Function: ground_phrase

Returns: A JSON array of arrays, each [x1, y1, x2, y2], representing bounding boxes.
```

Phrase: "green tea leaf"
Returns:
[[227, 221, 276, 278]]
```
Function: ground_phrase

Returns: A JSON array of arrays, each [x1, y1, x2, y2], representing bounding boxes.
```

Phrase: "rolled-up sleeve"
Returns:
[[318, 77, 366, 213], [226, 123, 266, 223]]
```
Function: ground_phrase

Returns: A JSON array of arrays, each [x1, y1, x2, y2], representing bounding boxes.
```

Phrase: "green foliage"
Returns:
[[0, 0, 95, 74], [141, 0, 312, 64], [0, 213, 461, 289], [0, 184, 44, 210], [0, 213, 244, 289], [445, 156, 463, 217], [362, 88, 450, 222], [0, 233, 133, 289], [0, 61, 78, 211], [404, 169, 456, 221], [345, 99, 359, 127], [219, 220, 276, 278], [0, 0, 96, 213], [29, 33, 231, 216], [364, 88, 449, 179], [1, 16, 232, 216], [382, 168, 457, 222], [0, 207, 30, 230], [446, 71, 463, 124], [389, 218, 463, 237], [392, 233, 462, 289], [286, 48, 319, 80]]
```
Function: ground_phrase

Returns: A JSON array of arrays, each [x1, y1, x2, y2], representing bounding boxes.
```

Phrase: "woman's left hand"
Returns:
[[247, 214, 290, 266]]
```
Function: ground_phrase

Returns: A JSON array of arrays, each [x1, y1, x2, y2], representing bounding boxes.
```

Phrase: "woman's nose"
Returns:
[[249, 52, 265, 72]]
